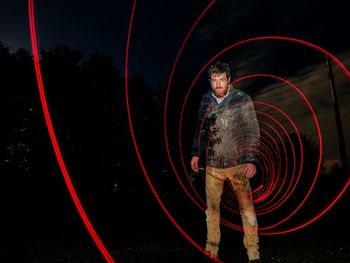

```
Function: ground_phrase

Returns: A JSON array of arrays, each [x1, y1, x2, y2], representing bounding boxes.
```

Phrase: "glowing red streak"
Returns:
[[179, 75, 304, 232], [163, 0, 219, 216], [252, 119, 291, 210], [249, 109, 299, 215], [188, 103, 300, 225], [221, 122, 286, 212], [175, 38, 350, 235], [27, 1, 115, 262], [220, 128, 281, 213], [125, 0, 221, 261]]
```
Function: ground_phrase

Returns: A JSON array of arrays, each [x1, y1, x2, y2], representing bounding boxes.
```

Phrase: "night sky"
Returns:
[[2, 0, 350, 262]]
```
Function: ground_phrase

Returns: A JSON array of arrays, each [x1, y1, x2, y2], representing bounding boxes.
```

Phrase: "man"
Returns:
[[190, 61, 261, 262]]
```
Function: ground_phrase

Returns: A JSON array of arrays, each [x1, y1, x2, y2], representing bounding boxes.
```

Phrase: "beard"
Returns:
[[213, 87, 228, 98]]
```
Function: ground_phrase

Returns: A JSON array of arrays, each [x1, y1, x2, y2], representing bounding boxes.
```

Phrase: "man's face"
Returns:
[[210, 72, 230, 98]]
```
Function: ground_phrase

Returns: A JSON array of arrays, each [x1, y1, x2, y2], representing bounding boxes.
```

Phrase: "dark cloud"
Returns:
[[253, 51, 350, 162]]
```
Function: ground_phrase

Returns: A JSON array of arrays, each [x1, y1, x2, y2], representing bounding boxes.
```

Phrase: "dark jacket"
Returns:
[[192, 86, 260, 168]]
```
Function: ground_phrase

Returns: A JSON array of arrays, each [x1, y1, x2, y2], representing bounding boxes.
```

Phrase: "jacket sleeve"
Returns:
[[191, 95, 211, 157], [236, 95, 260, 165]]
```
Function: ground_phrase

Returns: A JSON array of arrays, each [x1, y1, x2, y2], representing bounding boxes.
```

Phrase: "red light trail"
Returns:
[[28, 0, 115, 262], [27, 0, 350, 261]]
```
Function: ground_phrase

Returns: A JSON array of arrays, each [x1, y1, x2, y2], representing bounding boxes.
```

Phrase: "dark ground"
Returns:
[[3, 160, 350, 263]]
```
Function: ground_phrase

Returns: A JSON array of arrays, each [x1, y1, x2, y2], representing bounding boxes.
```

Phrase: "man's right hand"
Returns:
[[191, 156, 200, 172]]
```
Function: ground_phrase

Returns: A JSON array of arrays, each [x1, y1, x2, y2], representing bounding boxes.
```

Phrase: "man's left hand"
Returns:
[[244, 163, 256, 179]]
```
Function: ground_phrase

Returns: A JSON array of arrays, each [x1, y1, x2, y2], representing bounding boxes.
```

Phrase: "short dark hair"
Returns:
[[208, 61, 231, 79]]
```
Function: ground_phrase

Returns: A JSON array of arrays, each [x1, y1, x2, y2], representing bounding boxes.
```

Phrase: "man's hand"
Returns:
[[191, 156, 200, 172], [244, 163, 256, 179]]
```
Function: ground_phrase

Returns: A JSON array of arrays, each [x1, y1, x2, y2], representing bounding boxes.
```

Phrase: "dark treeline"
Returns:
[[1, 40, 209, 249], [1, 41, 158, 197], [1, 41, 191, 251]]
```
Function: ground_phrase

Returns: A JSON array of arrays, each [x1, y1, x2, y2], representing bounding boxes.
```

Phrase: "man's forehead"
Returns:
[[211, 72, 228, 79]]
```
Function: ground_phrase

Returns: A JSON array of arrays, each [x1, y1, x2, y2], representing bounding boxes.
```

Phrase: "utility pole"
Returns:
[[326, 56, 349, 174]]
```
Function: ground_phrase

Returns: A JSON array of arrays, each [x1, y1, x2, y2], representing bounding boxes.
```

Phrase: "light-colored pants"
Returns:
[[205, 164, 260, 261]]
